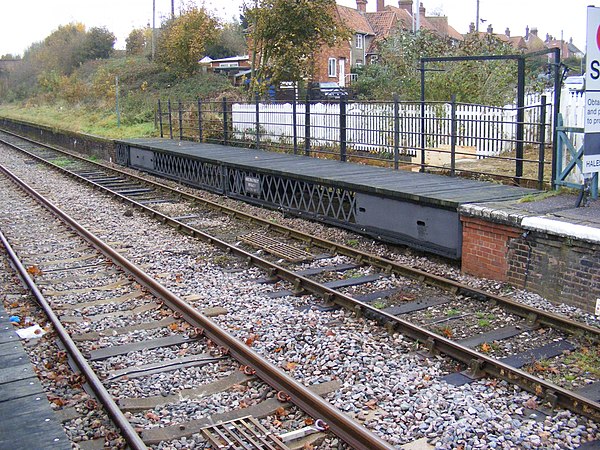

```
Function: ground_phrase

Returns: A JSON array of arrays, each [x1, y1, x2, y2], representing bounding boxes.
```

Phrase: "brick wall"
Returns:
[[506, 232, 600, 313], [461, 213, 600, 314], [461, 216, 522, 281]]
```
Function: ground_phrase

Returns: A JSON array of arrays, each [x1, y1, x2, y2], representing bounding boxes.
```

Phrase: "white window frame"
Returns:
[[328, 58, 337, 78], [356, 34, 364, 49]]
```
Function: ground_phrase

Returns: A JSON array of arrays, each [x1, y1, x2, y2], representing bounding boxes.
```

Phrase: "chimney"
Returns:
[[398, 0, 412, 12], [525, 25, 529, 39], [356, 0, 367, 13], [469, 22, 476, 33], [531, 27, 538, 36], [545, 33, 550, 42], [487, 24, 493, 34], [505, 27, 510, 37], [377, 0, 385, 11], [419, 2, 425, 16]]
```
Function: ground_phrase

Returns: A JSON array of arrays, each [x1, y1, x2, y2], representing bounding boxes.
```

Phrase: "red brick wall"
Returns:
[[460, 216, 522, 281]]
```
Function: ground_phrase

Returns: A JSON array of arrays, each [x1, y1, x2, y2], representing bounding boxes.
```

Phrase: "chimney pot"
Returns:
[[525, 25, 529, 39], [419, 2, 425, 16], [487, 24, 493, 34], [356, 0, 367, 13], [469, 22, 476, 33], [505, 27, 510, 37]]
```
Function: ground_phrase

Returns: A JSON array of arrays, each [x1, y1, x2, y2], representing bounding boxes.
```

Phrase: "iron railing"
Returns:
[[157, 95, 552, 189]]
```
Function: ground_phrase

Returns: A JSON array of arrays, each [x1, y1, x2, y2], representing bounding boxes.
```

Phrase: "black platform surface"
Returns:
[[0, 304, 71, 450], [117, 139, 538, 209]]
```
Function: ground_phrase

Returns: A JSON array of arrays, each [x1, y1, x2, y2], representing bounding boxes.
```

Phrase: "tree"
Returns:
[[205, 21, 247, 59], [354, 28, 526, 105], [126, 29, 147, 56], [246, 0, 350, 90], [79, 27, 115, 61], [156, 5, 219, 76]]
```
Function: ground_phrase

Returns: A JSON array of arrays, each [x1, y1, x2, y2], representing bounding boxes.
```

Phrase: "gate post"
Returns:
[[340, 97, 347, 162], [515, 57, 526, 183], [450, 94, 457, 177], [538, 95, 547, 189]]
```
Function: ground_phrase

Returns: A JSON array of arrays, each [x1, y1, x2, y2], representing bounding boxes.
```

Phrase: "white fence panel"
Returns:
[[232, 96, 553, 159]]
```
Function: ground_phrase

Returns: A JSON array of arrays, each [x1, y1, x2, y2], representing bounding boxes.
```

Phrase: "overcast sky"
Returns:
[[0, 0, 593, 57]]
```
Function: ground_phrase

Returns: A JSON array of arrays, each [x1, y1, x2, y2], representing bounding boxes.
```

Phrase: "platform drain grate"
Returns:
[[240, 233, 314, 262], [200, 416, 290, 449]]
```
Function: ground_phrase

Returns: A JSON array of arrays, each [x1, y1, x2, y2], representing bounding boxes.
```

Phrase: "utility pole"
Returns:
[[476, 0, 480, 32], [151, 0, 156, 61], [171, 0, 175, 18]]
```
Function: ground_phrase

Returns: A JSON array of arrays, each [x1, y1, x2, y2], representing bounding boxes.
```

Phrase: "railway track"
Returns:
[[0, 161, 396, 449], [0, 129, 599, 448]]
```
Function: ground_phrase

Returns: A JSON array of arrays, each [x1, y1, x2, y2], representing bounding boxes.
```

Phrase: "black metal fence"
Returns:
[[157, 95, 552, 188]]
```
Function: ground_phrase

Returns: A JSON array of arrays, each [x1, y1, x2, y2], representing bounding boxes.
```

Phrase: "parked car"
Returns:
[[564, 75, 585, 91], [310, 82, 348, 100]]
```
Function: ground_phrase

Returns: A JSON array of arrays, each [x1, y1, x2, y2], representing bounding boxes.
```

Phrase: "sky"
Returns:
[[0, 0, 594, 58]]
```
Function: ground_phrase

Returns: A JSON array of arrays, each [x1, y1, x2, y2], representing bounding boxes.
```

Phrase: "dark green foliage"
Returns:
[[354, 28, 549, 106], [205, 22, 247, 59]]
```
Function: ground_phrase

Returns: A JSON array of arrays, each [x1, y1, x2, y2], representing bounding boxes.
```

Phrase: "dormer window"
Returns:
[[356, 34, 364, 49]]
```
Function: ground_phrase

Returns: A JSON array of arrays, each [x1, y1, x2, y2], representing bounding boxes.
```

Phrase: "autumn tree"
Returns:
[[246, 0, 350, 90], [79, 27, 115, 60], [355, 27, 525, 105], [126, 28, 148, 56], [205, 21, 247, 59], [156, 5, 219, 76]]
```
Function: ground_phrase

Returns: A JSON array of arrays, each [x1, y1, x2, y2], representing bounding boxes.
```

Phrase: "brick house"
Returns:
[[313, 0, 463, 85]]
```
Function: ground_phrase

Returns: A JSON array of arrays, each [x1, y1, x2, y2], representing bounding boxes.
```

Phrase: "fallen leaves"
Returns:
[[284, 361, 298, 371], [26, 265, 42, 277], [245, 333, 259, 346], [364, 399, 378, 410], [145, 412, 160, 422], [480, 342, 491, 353]]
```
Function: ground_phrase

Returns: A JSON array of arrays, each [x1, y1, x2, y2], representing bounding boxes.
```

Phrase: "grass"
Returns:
[[446, 308, 461, 317], [0, 103, 157, 139], [51, 157, 74, 168]]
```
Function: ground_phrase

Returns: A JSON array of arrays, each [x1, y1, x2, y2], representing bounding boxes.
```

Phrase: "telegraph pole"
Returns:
[[476, 0, 480, 32], [151, 0, 156, 61], [171, 0, 175, 18]]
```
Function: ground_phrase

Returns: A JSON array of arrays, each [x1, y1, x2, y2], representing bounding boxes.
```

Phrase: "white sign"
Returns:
[[584, 6, 600, 173], [586, 6, 600, 91], [584, 91, 600, 132]]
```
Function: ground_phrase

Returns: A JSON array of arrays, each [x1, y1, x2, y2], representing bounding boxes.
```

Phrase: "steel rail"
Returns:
[[1, 131, 597, 343], [0, 164, 395, 450], [2, 132, 600, 420], [0, 170, 148, 449]]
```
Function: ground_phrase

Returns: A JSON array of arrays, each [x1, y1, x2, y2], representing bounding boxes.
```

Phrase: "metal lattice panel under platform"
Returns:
[[240, 233, 315, 262], [118, 138, 539, 259], [200, 416, 290, 450]]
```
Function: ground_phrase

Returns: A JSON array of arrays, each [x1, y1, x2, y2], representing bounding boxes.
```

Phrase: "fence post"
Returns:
[[450, 94, 457, 177], [537, 95, 547, 190], [420, 60, 426, 172], [393, 94, 400, 170], [167, 99, 173, 140], [197, 98, 203, 142], [292, 96, 298, 155], [222, 97, 228, 145], [178, 100, 183, 141], [515, 57, 526, 183], [340, 97, 347, 162], [158, 99, 163, 138], [255, 92, 260, 149], [304, 92, 311, 156]]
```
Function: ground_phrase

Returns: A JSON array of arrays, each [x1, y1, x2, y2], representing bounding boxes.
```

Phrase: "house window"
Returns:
[[356, 34, 364, 49], [328, 58, 337, 77]]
